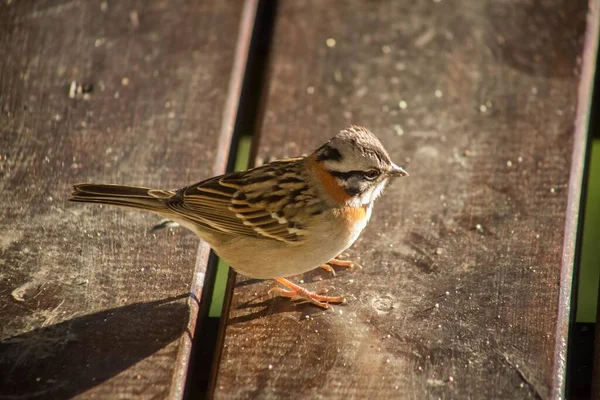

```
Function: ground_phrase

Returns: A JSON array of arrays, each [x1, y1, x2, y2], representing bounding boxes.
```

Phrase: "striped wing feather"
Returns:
[[167, 159, 309, 243]]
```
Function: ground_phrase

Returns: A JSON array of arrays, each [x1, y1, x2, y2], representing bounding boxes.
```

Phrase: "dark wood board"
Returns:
[[0, 1, 249, 399], [215, 0, 595, 399]]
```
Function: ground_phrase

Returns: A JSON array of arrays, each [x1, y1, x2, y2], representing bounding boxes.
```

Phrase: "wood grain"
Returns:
[[214, 0, 594, 398], [0, 1, 246, 399]]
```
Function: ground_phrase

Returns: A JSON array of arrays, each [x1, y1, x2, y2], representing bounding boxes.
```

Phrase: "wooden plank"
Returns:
[[0, 1, 251, 399], [214, 0, 596, 398]]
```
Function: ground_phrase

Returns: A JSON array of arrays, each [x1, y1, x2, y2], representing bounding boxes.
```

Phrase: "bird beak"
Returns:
[[388, 163, 409, 177]]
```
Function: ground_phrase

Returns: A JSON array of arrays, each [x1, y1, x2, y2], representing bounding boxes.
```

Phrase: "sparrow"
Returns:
[[70, 126, 408, 309]]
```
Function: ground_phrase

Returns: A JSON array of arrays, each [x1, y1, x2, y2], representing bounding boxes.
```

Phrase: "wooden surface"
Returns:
[[215, 0, 594, 399], [0, 1, 247, 399]]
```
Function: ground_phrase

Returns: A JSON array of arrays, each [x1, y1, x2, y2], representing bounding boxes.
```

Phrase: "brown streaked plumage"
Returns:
[[70, 125, 408, 309]]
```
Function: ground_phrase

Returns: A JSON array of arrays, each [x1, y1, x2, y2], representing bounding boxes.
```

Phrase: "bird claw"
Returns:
[[271, 278, 345, 310], [319, 256, 362, 276]]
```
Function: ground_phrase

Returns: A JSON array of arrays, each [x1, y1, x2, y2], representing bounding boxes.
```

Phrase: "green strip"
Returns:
[[576, 140, 600, 323], [208, 134, 253, 318]]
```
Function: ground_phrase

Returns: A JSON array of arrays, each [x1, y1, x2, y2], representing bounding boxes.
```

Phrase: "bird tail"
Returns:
[[69, 183, 175, 214]]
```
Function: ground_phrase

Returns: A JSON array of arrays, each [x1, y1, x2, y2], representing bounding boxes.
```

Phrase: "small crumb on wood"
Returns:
[[398, 100, 407, 109], [434, 89, 443, 98], [129, 10, 140, 29], [326, 38, 336, 48]]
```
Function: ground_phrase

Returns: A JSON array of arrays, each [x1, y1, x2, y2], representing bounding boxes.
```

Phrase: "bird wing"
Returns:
[[166, 158, 311, 243]]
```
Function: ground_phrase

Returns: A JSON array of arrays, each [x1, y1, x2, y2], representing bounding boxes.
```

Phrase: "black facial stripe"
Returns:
[[344, 186, 362, 196], [316, 144, 343, 162], [329, 169, 379, 181], [329, 169, 377, 197], [329, 170, 358, 180]]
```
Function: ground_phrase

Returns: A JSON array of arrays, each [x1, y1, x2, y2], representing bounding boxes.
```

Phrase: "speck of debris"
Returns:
[[398, 100, 408, 109], [518, 156, 523, 163], [306, 86, 315, 94], [434, 303, 440, 308], [550, 187, 556, 193], [121, 77, 130, 86], [434, 90, 443, 98], [382, 45, 391, 54], [168, 111, 176, 119], [268, 364, 273, 370], [100, 1, 108, 12], [129, 10, 140, 29], [479, 104, 488, 112], [463, 149, 471, 157], [326, 38, 336, 47], [475, 224, 483, 232], [435, 248, 443, 255], [395, 62, 406, 71], [393, 124, 404, 136], [507, 160, 512, 167], [448, 376, 454, 382], [114, 91, 120, 99], [445, 291, 450, 296], [69, 81, 94, 99]]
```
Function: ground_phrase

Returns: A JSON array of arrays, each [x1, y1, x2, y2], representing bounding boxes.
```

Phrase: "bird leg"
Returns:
[[269, 277, 345, 309], [319, 253, 362, 276]]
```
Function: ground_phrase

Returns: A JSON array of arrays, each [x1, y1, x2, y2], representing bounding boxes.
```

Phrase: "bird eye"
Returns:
[[363, 169, 379, 180]]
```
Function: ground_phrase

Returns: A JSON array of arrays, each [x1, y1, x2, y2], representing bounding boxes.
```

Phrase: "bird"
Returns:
[[69, 126, 408, 309]]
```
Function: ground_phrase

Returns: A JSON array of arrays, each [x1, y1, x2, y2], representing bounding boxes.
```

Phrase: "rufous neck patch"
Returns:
[[309, 158, 352, 205]]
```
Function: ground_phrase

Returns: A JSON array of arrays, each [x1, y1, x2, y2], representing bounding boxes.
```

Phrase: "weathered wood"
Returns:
[[215, 0, 596, 398], [0, 1, 249, 398]]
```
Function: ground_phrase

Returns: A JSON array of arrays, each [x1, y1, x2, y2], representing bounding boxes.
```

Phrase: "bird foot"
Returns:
[[270, 277, 345, 309], [319, 255, 362, 276]]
